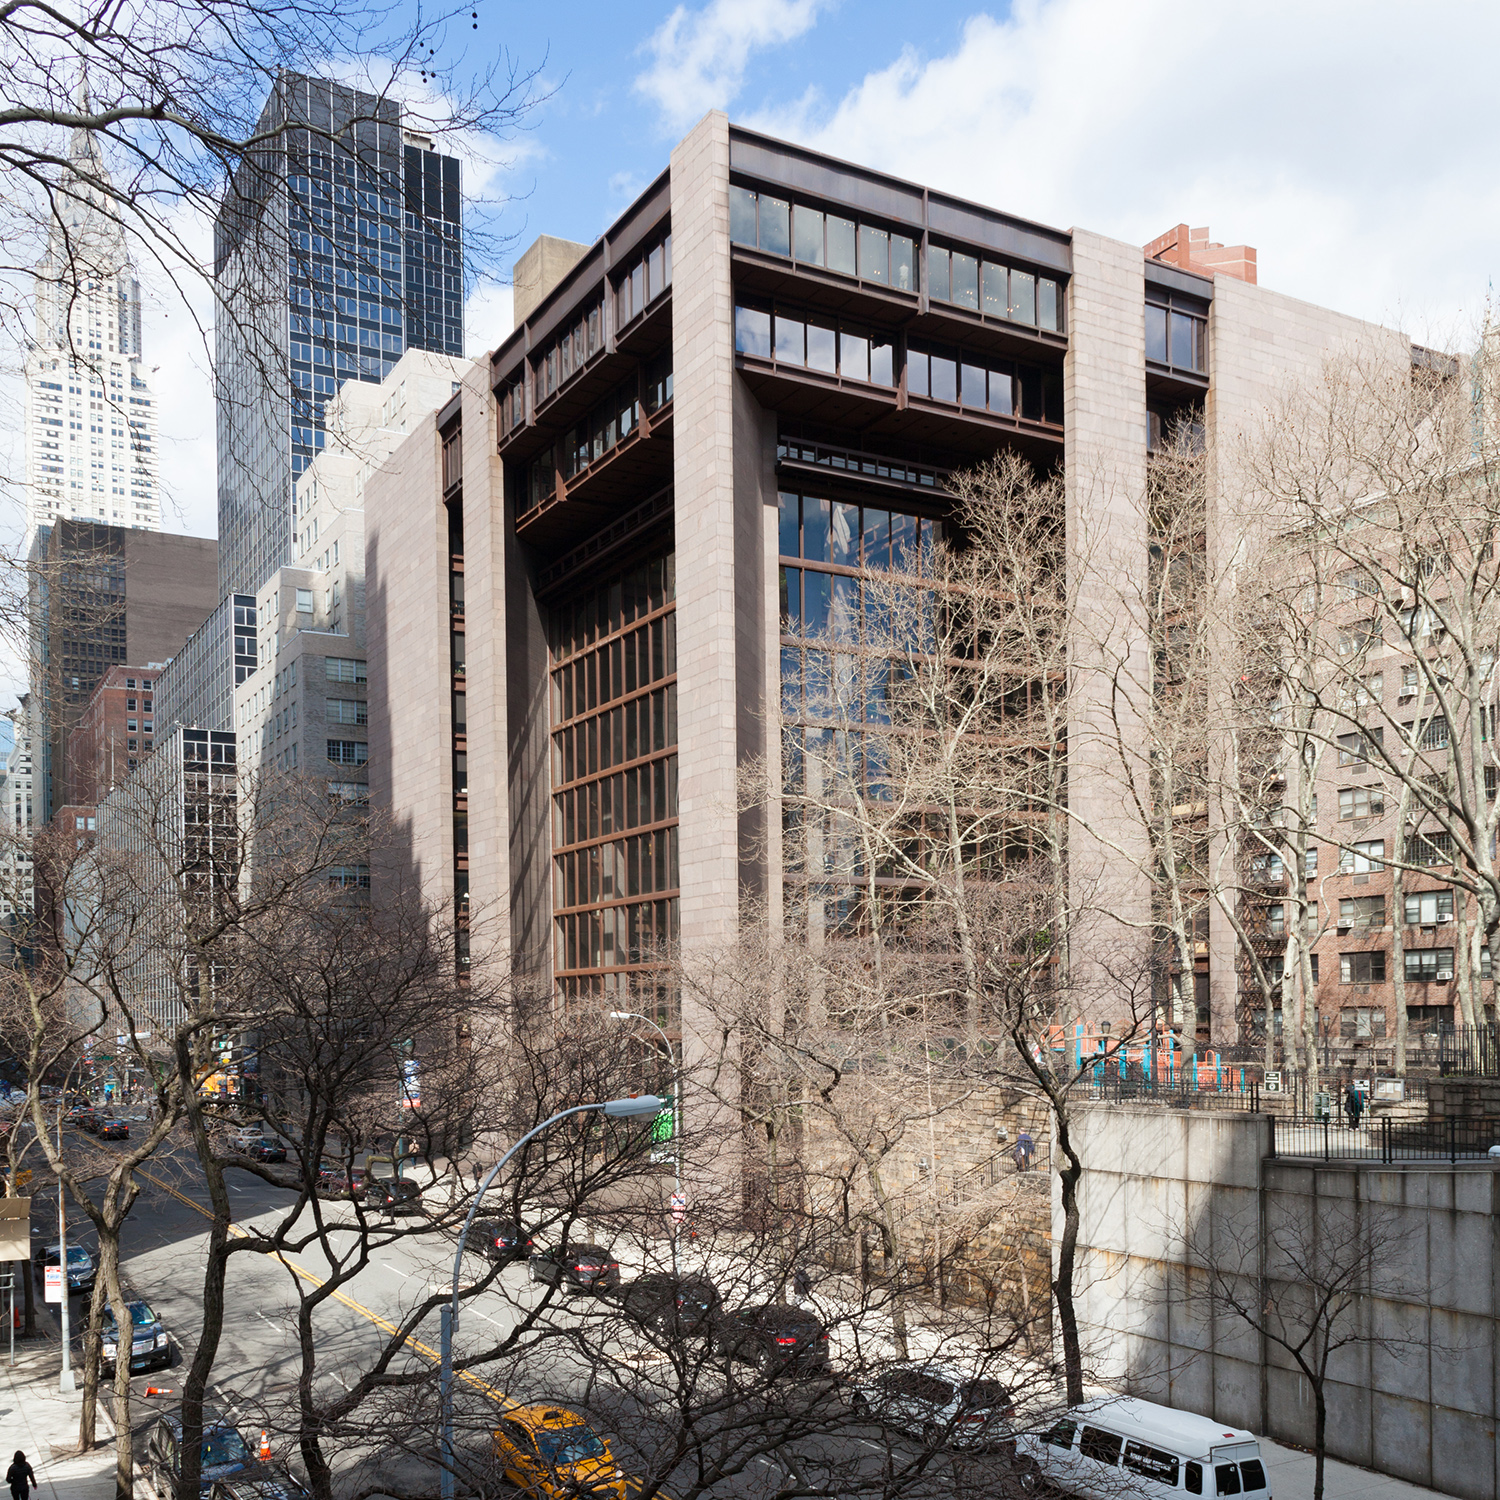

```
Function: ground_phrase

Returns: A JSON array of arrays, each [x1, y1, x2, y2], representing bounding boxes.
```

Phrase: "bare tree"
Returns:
[[1183, 1183, 1427, 1500]]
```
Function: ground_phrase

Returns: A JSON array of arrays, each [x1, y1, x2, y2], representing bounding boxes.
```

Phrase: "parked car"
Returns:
[[1015, 1397, 1271, 1500], [72, 1108, 102, 1133], [141, 1412, 275, 1499], [466, 1218, 534, 1264], [491, 1405, 626, 1500], [208, 1479, 309, 1500], [242, 1138, 287, 1163], [97, 1118, 130, 1141], [362, 1177, 423, 1215], [313, 1166, 364, 1199], [226, 1126, 268, 1152], [34, 1242, 95, 1294], [846, 1363, 1014, 1448], [101, 1299, 171, 1376], [619, 1272, 722, 1336], [527, 1242, 621, 1294], [714, 1303, 831, 1375]]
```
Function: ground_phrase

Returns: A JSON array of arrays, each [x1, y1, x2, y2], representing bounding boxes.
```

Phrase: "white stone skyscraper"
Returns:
[[23, 116, 159, 543]]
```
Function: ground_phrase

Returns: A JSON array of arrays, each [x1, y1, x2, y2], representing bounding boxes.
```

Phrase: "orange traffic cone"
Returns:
[[144, 1387, 173, 1397], [259, 1431, 271, 1461]]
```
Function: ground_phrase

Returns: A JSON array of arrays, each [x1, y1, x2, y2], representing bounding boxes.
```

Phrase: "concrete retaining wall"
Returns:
[[1066, 1104, 1500, 1499]]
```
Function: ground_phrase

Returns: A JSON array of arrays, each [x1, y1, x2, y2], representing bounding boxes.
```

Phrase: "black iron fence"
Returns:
[[1073, 1075, 1265, 1112], [1268, 1113, 1500, 1164], [1436, 1025, 1500, 1078]]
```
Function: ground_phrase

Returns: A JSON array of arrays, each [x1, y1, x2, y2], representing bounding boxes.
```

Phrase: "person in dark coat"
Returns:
[[1345, 1085, 1364, 1129], [8, 1451, 37, 1500]]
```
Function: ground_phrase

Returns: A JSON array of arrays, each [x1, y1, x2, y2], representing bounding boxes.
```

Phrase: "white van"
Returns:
[[1016, 1396, 1271, 1497]]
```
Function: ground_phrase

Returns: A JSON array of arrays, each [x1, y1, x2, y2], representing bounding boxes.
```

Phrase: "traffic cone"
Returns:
[[144, 1387, 173, 1397], [259, 1431, 270, 1461]]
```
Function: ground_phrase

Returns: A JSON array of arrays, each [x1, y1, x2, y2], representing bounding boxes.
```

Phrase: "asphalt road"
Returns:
[[27, 1132, 1021, 1500]]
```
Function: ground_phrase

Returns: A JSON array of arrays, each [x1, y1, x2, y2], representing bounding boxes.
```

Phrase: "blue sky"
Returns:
[[119, 0, 1500, 545]]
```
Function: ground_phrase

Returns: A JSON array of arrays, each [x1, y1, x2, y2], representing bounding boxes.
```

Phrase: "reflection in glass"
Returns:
[[734, 305, 770, 357], [892, 237, 914, 291], [775, 313, 805, 364], [859, 225, 889, 284], [871, 339, 894, 386], [840, 330, 869, 382], [891, 512, 919, 572], [803, 496, 830, 561], [1010, 270, 1036, 325], [827, 215, 856, 275], [761, 196, 791, 256], [982, 262, 1008, 317], [806, 319, 837, 373], [803, 570, 831, 636], [863, 509, 890, 570], [729, 186, 758, 247], [929, 247, 950, 302], [779, 566, 800, 632], [779, 492, 800, 557], [1146, 304, 1168, 363], [780, 647, 802, 715], [831, 502, 859, 565], [962, 362, 987, 407], [952, 252, 979, 309], [831, 575, 861, 642], [1039, 279, 1060, 331], [930, 354, 957, 404], [793, 205, 824, 265], [989, 365, 1014, 416]]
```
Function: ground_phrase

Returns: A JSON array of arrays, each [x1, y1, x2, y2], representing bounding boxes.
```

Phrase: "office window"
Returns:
[[906, 337, 1062, 425], [325, 657, 367, 683], [327, 740, 368, 765], [1337, 728, 1383, 765], [930, 244, 1062, 332], [1338, 786, 1385, 819], [1406, 948, 1454, 982], [296, 588, 313, 614], [734, 300, 895, 388], [1340, 951, 1387, 984], [1339, 1006, 1387, 1039], [1339, 895, 1386, 930], [327, 698, 367, 725], [1338, 839, 1384, 874], [328, 781, 370, 804], [730, 186, 915, 290], [1404, 889, 1453, 925], [328, 864, 371, 889], [1145, 296, 1207, 372]]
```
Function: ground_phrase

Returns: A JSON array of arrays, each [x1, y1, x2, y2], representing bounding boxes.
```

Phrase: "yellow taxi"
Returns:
[[491, 1404, 627, 1499]]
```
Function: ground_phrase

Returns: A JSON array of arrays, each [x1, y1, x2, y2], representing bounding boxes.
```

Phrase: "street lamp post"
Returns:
[[609, 1011, 682, 1269], [56, 1112, 74, 1394], [437, 1094, 667, 1500]]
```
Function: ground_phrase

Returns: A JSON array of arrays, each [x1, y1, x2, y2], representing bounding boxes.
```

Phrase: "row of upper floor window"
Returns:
[[1268, 888, 1466, 932], [736, 302, 1064, 424]]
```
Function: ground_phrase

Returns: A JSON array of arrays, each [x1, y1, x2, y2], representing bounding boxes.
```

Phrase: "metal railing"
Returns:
[[1436, 1024, 1500, 1078], [1268, 1113, 1500, 1164], [1073, 1075, 1265, 1112]]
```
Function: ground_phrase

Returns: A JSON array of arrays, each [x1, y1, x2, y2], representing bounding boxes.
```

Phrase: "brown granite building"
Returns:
[[367, 113, 1411, 1061]]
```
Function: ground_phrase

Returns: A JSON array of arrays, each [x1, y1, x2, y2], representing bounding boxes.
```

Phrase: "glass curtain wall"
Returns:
[[550, 549, 679, 1021]]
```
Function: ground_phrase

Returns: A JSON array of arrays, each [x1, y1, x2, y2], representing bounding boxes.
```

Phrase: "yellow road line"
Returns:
[[137, 1168, 511, 1405]]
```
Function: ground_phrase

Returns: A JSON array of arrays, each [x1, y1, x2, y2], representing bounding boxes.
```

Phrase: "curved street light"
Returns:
[[438, 1094, 669, 1500], [609, 1010, 682, 1269]]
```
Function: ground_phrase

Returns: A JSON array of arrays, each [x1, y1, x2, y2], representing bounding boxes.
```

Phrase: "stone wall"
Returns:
[[1068, 1102, 1500, 1500]]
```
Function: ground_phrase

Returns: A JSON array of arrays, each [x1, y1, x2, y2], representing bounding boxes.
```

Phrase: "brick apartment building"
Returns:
[[65, 664, 162, 808], [366, 113, 1415, 1057]]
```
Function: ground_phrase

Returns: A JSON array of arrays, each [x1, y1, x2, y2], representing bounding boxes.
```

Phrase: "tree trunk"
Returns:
[[1391, 786, 1410, 1076], [103, 1237, 136, 1500], [864, 1162, 909, 1360], [1051, 1102, 1085, 1406], [1312, 1384, 1328, 1500], [1456, 889, 1477, 1032], [78, 1232, 111, 1451]]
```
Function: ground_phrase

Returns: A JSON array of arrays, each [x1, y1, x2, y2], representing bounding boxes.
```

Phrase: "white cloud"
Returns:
[[637, 0, 823, 131], [742, 0, 1500, 339]]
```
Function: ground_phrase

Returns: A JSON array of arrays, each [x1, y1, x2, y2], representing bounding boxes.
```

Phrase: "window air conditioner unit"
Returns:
[[1437, 970, 1454, 981], [1437, 914, 1452, 923]]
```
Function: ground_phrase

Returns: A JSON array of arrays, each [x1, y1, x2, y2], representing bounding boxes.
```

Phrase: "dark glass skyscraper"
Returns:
[[213, 72, 463, 601]]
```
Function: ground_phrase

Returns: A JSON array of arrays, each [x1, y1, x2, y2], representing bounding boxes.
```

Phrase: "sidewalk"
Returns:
[[1257, 1437, 1451, 1500], [0, 1345, 116, 1500]]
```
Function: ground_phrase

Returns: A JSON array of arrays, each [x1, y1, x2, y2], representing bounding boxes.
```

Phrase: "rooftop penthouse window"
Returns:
[[928, 246, 1063, 334], [730, 185, 915, 291], [615, 232, 672, 328], [1145, 293, 1207, 374]]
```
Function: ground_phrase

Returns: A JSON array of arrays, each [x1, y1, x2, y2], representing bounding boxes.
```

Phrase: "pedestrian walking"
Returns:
[[793, 1264, 812, 1305], [7, 1451, 37, 1500], [471, 1163, 481, 1195], [1345, 1085, 1364, 1130]]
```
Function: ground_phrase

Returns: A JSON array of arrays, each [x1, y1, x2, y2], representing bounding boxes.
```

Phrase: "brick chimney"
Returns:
[[1144, 224, 1257, 285]]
